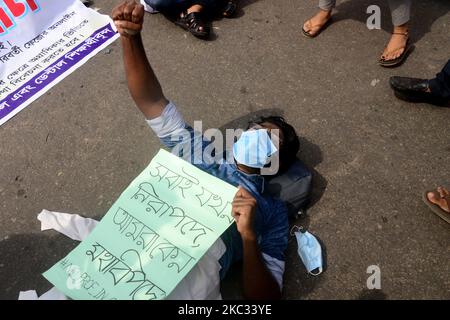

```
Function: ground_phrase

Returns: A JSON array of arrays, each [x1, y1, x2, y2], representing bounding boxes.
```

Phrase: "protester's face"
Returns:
[[247, 122, 284, 170]]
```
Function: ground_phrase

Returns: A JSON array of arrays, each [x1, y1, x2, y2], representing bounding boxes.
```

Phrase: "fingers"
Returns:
[[232, 198, 255, 207], [112, 0, 143, 22], [234, 186, 254, 200], [234, 187, 245, 198], [112, 2, 126, 20], [232, 198, 256, 213], [123, 0, 135, 21], [112, 1, 144, 36], [114, 20, 142, 32], [232, 187, 257, 227], [231, 199, 251, 213], [132, 4, 144, 24], [232, 187, 257, 218], [231, 199, 256, 221]]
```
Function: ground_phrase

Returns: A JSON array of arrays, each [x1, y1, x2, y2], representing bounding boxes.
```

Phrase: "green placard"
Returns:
[[43, 149, 237, 300]]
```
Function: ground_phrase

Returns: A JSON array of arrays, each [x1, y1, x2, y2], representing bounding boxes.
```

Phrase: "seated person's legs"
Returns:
[[144, 0, 186, 15], [379, 0, 411, 67], [302, 0, 334, 38], [144, 0, 207, 16], [146, 0, 210, 38]]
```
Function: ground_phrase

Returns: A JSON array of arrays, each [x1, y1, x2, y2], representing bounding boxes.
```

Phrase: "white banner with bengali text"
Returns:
[[0, 0, 119, 126]]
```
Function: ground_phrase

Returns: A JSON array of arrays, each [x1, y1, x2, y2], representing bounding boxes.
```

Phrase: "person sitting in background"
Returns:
[[142, 0, 220, 38], [302, 0, 413, 67], [390, 59, 450, 107]]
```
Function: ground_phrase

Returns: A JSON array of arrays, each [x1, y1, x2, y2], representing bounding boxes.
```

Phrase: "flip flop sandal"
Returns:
[[422, 190, 450, 224], [379, 32, 411, 67], [175, 11, 209, 38], [223, 0, 237, 18], [301, 17, 332, 38]]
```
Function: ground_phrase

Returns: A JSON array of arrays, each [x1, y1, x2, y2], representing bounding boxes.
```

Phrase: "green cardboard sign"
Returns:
[[43, 149, 237, 300]]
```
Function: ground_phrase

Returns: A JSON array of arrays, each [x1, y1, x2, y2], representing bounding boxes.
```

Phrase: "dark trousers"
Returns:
[[429, 60, 450, 100], [145, 0, 220, 15]]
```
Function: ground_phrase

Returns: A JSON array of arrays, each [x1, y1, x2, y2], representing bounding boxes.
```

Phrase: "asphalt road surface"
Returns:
[[0, 0, 449, 300]]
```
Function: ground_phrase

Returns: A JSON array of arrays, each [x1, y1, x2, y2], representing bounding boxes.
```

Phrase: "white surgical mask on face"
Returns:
[[232, 129, 278, 169]]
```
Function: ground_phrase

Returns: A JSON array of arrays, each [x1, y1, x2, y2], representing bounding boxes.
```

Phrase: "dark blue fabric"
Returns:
[[144, 0, 219, 15], [429, 59, 450, 100]]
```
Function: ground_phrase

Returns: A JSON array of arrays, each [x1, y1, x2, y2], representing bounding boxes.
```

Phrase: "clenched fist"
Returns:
[[231, 187, 258, 241], [111, 0, 145, 37]]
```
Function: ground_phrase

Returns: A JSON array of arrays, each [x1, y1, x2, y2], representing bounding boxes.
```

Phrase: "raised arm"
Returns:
[[112, 0, 168, 119]]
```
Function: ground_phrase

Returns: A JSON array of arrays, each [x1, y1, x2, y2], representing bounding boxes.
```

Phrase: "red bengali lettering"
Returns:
[[26, 0, 39, 11], [0, 7, 13, 33], [0, 0, 40, 35], [4, 0, 26, 17]]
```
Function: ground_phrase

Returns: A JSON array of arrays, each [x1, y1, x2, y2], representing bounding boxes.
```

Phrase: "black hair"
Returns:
[[252, 116, 300, 173]]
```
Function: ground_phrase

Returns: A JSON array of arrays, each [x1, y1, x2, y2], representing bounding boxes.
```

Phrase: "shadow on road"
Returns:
[[298, 137, 327, 210], [0, 233, 77, 300]]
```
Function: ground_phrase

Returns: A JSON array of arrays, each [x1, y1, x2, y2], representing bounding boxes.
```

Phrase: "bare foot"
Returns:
[[381, 25, 409, 61], [427, 187, 450, 213], [187, 4, 203, 14], [302, 9, 332, 37]]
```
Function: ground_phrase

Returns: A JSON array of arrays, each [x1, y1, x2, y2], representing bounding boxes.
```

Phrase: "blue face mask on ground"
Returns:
[[291, 226, 323, 276], [233, 129, 277, 169]]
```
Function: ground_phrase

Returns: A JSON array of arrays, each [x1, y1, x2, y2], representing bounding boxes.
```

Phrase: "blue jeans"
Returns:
[[145, 0, 219, 15]]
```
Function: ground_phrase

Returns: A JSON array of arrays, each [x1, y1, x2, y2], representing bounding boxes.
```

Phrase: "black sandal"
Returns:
[[379, 32, 411, 68], [223, 0, 237, 18], [175, 11, 209, 38]]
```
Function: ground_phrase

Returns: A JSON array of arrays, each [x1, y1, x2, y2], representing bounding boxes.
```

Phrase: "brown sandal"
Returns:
[[302, 16, 332, 38], [422, 188, 450, 224], [379, 32, 411, 67]]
